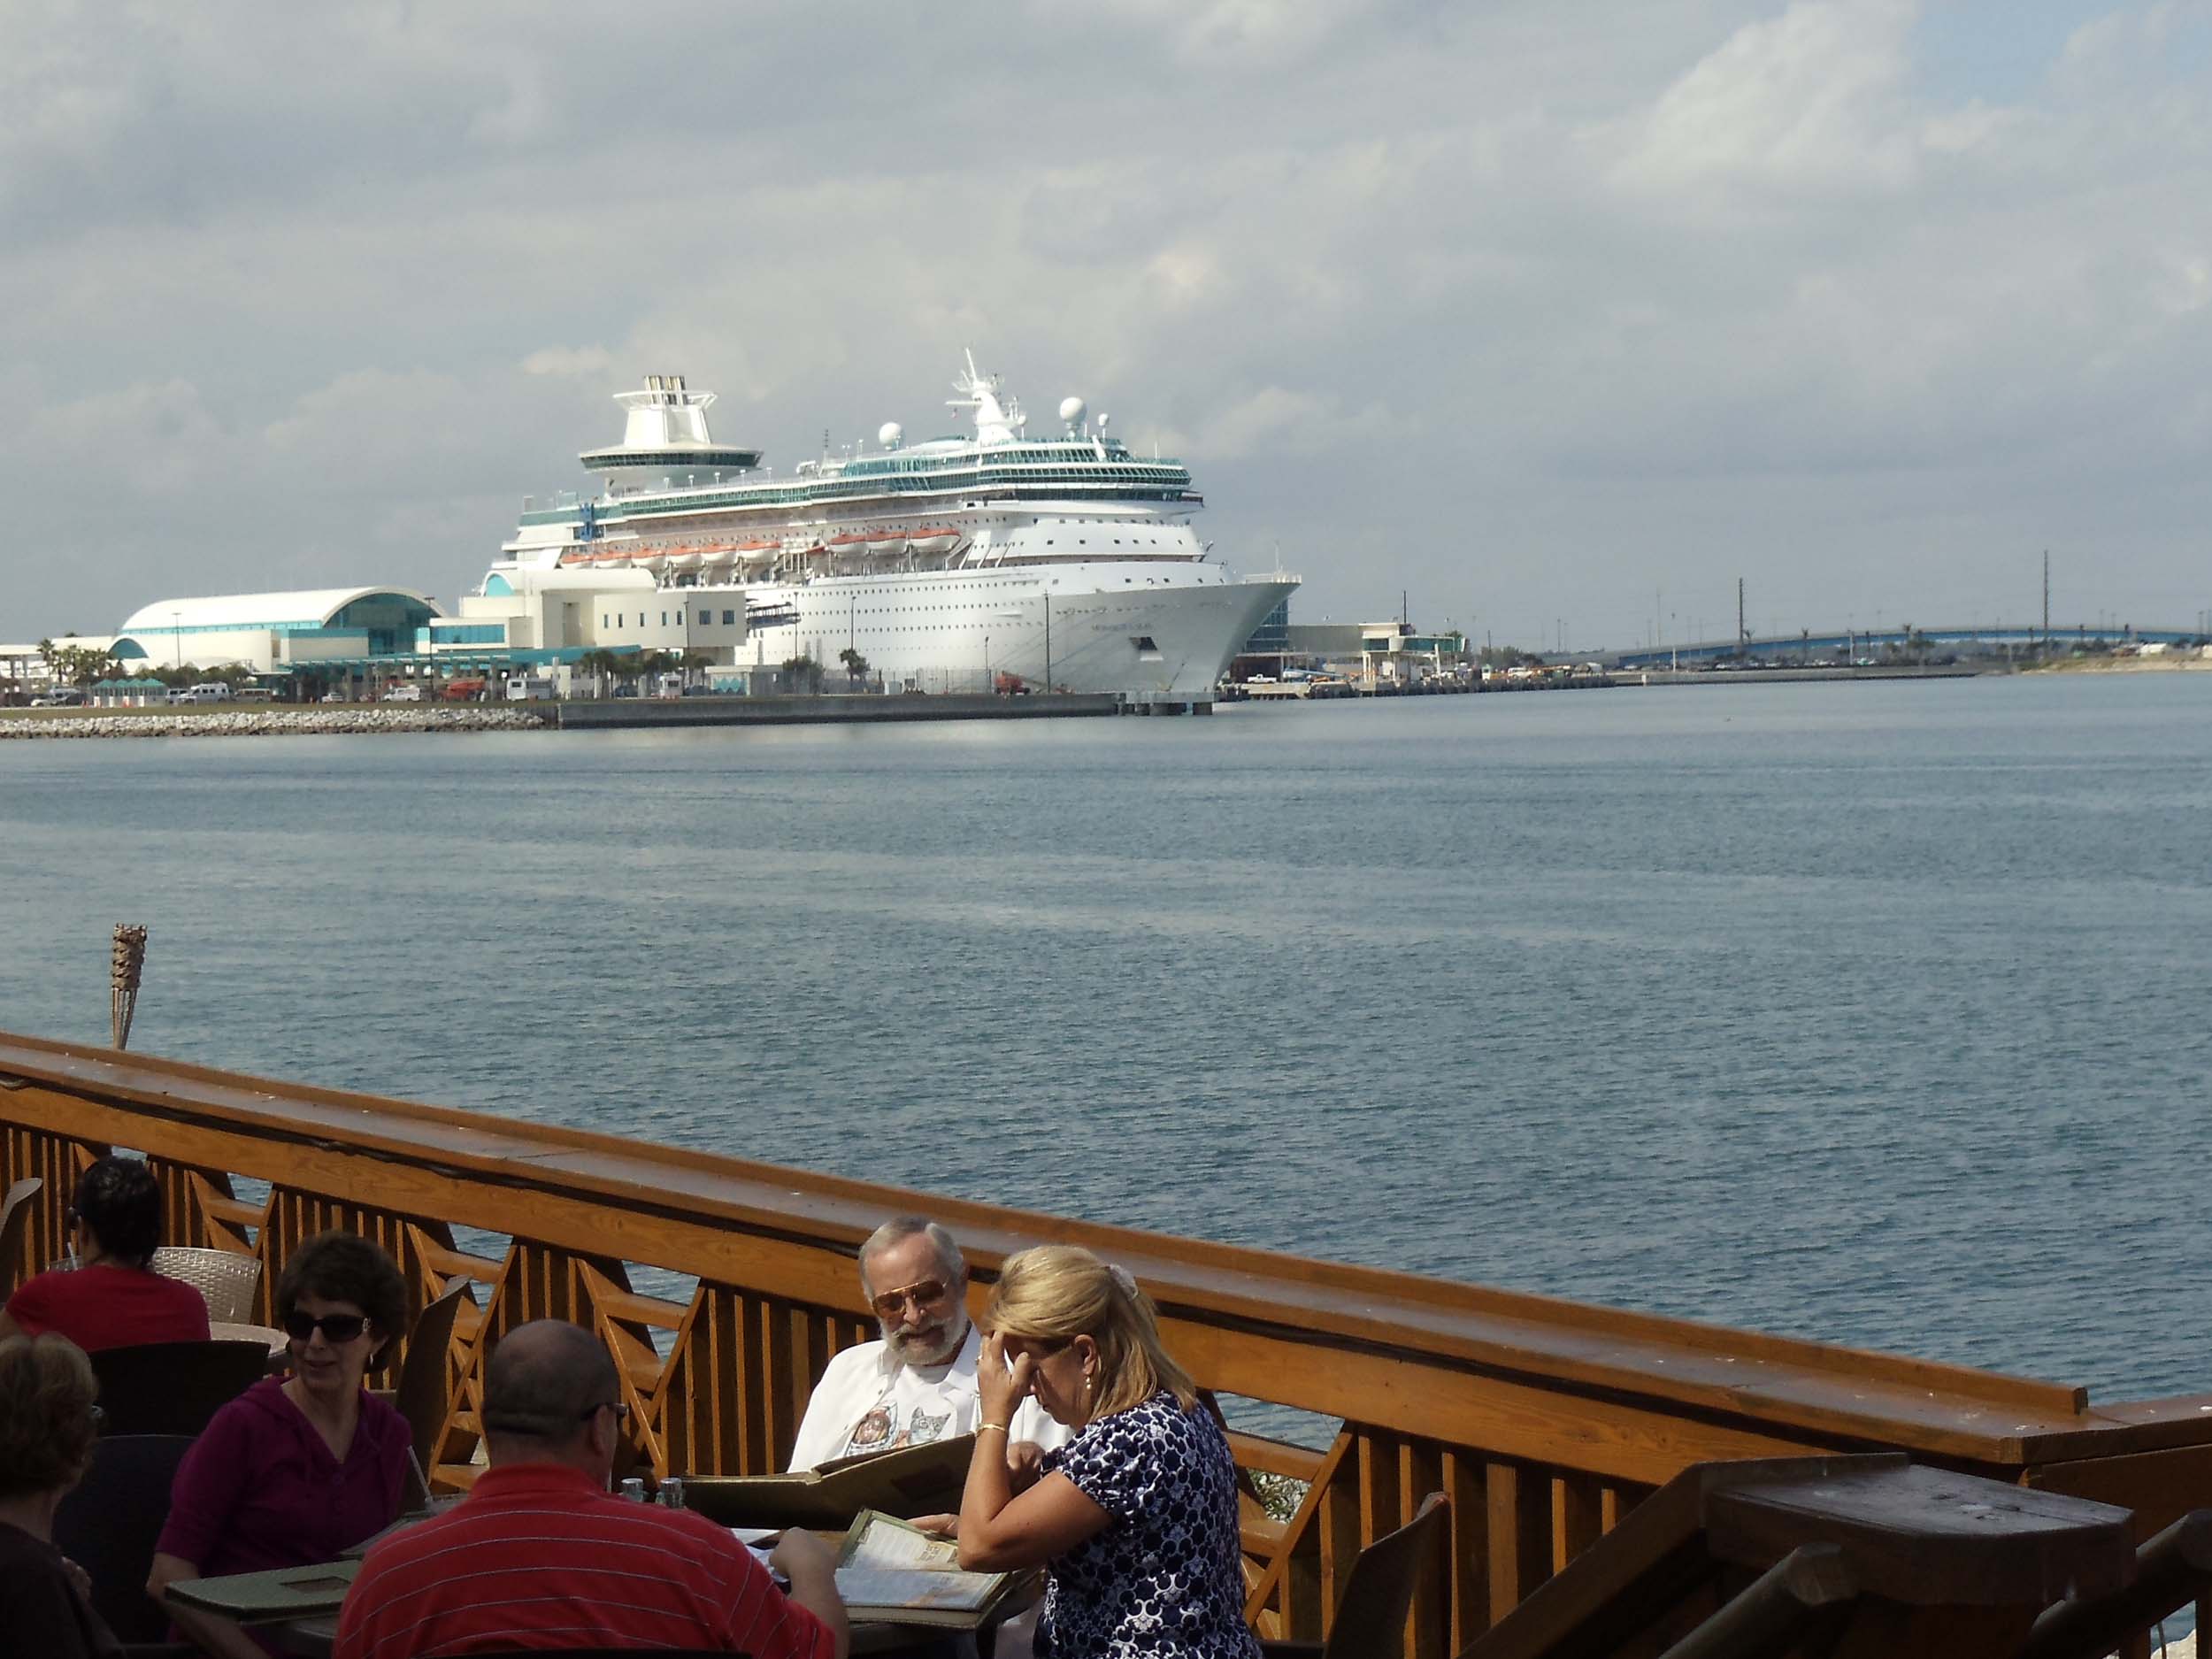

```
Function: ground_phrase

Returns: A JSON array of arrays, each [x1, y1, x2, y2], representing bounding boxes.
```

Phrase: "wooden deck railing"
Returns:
[[3, 1029, 2207, 1658]]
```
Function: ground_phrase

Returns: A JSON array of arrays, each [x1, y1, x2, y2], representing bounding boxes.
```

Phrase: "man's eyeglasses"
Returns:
[[581, 1400, 632, 1425], [283, 1310, 370, 1344], [871, 1279, 950, 1321]]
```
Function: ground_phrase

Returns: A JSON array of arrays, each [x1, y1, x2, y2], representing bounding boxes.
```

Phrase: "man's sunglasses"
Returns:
[[871, 1278, 950, 1320], [283, 1310, 371, 1344]]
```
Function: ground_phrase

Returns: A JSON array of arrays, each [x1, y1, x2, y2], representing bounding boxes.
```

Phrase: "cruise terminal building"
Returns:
[[111, 581, 749, 688]]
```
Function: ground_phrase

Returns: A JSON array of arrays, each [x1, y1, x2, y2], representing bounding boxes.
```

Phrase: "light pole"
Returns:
[[984, 634, 991, 695], [172, 611, 183, 672]]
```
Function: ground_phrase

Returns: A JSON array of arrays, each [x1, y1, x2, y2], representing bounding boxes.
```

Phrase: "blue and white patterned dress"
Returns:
[[1038, 1392, 1263, 1659]]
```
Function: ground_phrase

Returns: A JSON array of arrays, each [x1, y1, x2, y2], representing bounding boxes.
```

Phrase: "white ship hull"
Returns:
[[742, 562, 1294, 700]]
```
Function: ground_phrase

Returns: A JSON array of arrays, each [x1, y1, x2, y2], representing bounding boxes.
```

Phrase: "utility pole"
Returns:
[[1737, 578, 1747, 657], [2042, 549, 2050, 645]]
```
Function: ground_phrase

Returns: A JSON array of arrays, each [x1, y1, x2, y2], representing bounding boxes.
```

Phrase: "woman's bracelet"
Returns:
[[977, 1420, 1010, 1436]]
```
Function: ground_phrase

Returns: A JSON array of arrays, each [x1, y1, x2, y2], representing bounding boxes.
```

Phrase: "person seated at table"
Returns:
[[334, 1318, 847, 1659], [952, 1245, 1261, 1659], [148, 1230, 411, 1659], [0, 1155, 211, 1350], [789, 1216, 1064, 1471], [0, 1333, 118, 1659]]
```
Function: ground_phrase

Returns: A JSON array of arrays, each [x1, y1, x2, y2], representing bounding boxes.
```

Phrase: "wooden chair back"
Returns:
[[90, 1338, 268, 1436], [0, 1175, 39, 1294], [51, 1432, 197, 1643], [393, 1280, 470, 1474], [1318, 1491, 1448, 1659], [150, 1243, 263, 1322], [1458, 1455, 2136, 1659], [2018, 1508, 2212, 1659]]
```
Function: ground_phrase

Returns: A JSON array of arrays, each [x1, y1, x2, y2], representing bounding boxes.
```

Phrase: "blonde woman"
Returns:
[[956, 1245, 1259, 1659]]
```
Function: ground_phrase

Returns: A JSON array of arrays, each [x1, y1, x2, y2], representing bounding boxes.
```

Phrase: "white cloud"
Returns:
[[521, 346, 615, 379], [1605, 0, 1921, 204]]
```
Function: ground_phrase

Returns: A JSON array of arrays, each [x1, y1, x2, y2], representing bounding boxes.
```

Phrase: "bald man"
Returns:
[[335, 1320, 847, 1659]]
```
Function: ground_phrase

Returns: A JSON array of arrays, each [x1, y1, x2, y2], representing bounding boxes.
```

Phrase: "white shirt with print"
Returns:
[[787, 1323, 1066, 1471]]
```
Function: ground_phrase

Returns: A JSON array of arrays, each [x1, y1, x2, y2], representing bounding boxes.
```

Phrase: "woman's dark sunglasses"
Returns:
[[283, 1310, 369, 1344]]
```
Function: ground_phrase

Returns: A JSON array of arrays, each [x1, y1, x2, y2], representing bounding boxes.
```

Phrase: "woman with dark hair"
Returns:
[[0, 1333, 118, 1658], [148, 1231, 412, 1659], [0, 1156, 209, 1351]]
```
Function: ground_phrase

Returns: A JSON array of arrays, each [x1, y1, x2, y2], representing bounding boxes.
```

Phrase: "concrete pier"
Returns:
[[554, 691, 1124, 730]]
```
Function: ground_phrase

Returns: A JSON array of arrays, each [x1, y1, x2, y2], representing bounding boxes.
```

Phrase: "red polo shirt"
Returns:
[[332, 1463, 833, 1659]]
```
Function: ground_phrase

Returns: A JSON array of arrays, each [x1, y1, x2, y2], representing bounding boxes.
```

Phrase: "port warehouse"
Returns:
[[5, 1028, 2212, 1657]]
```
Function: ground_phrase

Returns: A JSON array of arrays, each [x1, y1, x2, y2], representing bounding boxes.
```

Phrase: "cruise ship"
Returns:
[[457, 357, 1299, 703]]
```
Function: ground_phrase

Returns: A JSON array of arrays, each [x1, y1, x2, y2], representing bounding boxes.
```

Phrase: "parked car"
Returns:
[[380, 684, 425, 703], [29, 687, 86, 708]]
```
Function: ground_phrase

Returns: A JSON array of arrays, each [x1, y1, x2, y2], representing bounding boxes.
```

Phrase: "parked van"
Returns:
[[169, 683, 234, 703], [504, 674, 557, 701], [380, 683, 425, 703]]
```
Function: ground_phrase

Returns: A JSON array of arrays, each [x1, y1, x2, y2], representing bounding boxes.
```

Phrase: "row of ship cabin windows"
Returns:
[[601, 610, 741, 628]]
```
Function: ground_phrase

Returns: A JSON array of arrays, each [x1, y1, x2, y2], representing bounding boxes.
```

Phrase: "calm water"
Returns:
[[4, 674, 2208, 1405]]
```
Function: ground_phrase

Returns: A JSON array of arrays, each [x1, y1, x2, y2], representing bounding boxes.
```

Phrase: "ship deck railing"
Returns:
[[3, 1027, 2207, 1659]]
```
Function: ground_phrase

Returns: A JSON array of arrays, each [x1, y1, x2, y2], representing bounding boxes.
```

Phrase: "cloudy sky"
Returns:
[[5, 0, 2208, 649]]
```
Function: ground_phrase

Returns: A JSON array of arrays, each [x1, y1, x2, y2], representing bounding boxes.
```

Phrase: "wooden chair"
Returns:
[[2017, 1507, 2212, 1659], [393, 1280, 471, 1476], [1457, 1455, 2136, 1659], [50, 1432, 196, 1643], [0, 1175, 40, 1295], [90, 1339, 268, 1436], [1262, 1491, 1449, 1659], [149, 1243, 262, 1322]]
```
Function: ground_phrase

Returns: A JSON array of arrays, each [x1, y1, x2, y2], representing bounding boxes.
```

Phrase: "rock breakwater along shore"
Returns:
[[0, 707, 553, 740]]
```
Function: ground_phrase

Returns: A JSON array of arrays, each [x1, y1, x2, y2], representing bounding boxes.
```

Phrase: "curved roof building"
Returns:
[[112, 588, 442, 673]]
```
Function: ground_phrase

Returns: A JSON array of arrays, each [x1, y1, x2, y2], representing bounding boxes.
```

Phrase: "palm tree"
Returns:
[[577, 649, 627, 697], [837, 648, 870, 687]]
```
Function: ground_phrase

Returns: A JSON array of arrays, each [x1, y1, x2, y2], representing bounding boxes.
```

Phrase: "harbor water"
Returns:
[[3, 673, 2208, 1403]]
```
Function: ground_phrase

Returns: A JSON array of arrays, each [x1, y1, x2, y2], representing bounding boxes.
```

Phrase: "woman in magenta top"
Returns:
[[0, 1156, 210, 1351], [150, 1231, 412, 1659]]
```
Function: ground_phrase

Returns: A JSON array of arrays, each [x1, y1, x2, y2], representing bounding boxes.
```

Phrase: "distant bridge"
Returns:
[[1609, 622, 2205, 670]]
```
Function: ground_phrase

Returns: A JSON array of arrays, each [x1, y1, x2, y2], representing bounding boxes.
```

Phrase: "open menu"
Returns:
[[164, 1558, 362, 1620], [832, 1509, 1033, 1629], [680, 1432, 976, 1528]]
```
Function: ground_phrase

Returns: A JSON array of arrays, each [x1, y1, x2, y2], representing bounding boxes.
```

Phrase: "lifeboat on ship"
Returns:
[[907, 526, 961, 557], [594, 549, 634, 569], [669, 549, 705, 576], [867, 529, 908, 558], [634, 551, 670, 578], [825, 532, 873, 561], [701, 546, 736, 577], [736, 539, 781, 565]]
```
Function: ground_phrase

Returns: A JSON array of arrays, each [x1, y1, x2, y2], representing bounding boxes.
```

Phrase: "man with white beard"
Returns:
[[787, 1217, 1065, 1471]]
